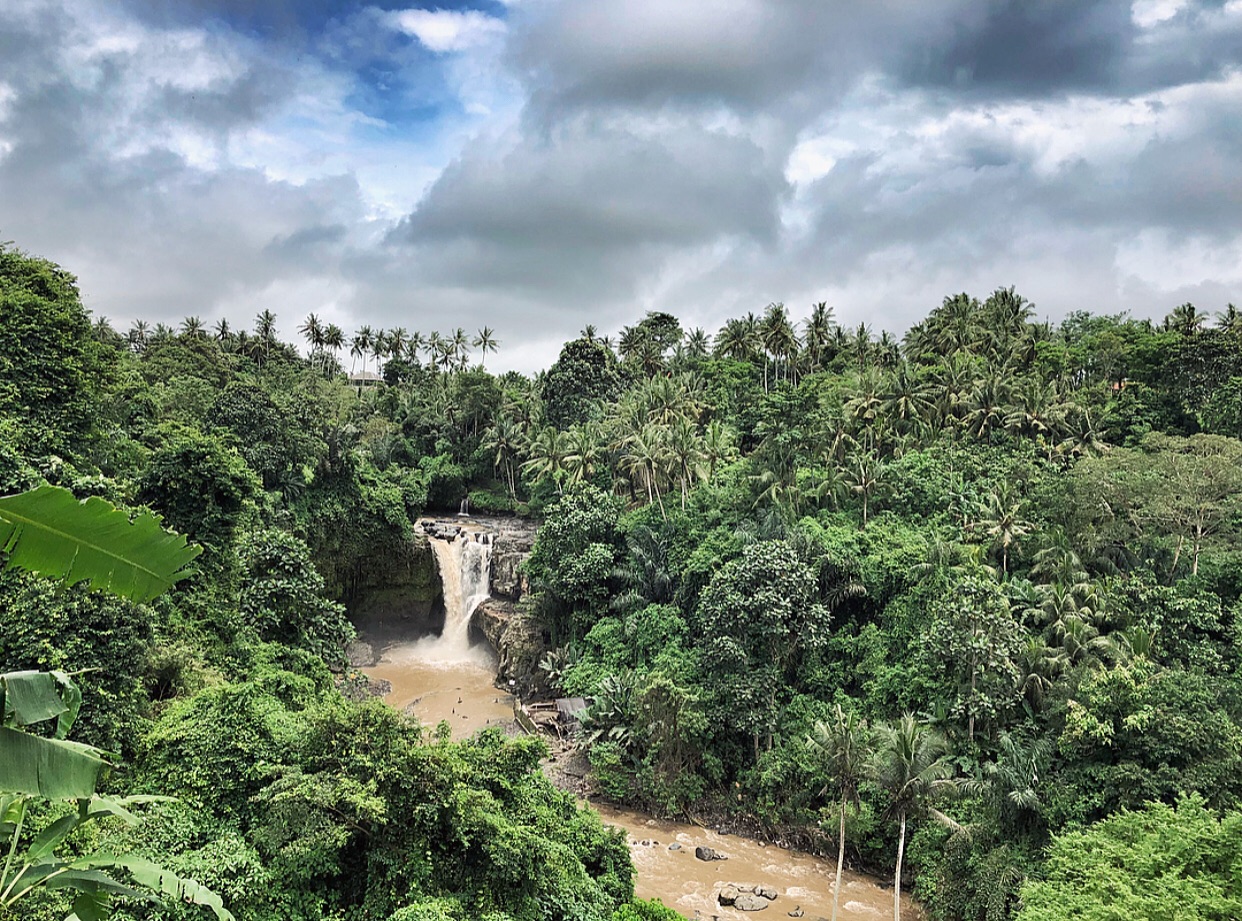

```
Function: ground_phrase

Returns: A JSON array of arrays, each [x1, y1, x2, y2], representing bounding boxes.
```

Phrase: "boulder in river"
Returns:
[[733, 893, 769, 911], [718, 886, 739, 906], [695, 846, 727, 861], [756, 885, 779, 900]]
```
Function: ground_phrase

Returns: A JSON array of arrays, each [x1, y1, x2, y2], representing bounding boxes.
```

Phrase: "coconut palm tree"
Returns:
[[808, 704, 874, 921], [804, 302, 836, 372], [370, 331, 388, 375], [1163, 302, 1206, 336], [180, 316, 206, 339], [213, 318, 232, 345], [666, 416, 706, 510], [870, 715, 955, 921], [483, 415, 523, 499], [322, 324, 344, 373], [563, 422, 603, 485], [685, 327, 710, 359], [845, 453, 885, 527], [521, 426, 570, 494], [349, 326, 371, 375], [387, 327, 408, 361], [702, 419, 735, 480], [254, 309, 278, 371], [975, 485, 1032, 574], [473, 326, 498, 369], [299, 313, 323, 368], [714, 317, 757, 362], [1215, 303, 1242, 335]]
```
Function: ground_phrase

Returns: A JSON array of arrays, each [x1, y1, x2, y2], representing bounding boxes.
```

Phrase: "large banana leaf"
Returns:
[[0, 485, 201, 602], [0, 727, 109, 799], [0, 671, 110, 799]]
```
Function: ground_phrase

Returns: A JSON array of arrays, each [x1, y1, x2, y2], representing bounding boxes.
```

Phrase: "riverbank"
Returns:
[[359, 629, 922, 921]]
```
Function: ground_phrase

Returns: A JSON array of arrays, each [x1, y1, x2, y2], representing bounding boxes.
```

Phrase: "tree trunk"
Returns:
[[832, 794, 846, 921], [894, 812, 906, 921]]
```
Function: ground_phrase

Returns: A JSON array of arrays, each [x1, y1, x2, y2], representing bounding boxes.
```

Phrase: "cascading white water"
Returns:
[[418, 531, 493, 664]]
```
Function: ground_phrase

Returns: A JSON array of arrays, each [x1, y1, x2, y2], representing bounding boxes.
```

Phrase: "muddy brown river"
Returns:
[[362, 526, 918, 919], [363, 636, 920, 921]]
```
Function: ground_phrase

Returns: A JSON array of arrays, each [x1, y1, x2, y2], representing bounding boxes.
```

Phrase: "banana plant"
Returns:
[[0, 486, 230, 920]]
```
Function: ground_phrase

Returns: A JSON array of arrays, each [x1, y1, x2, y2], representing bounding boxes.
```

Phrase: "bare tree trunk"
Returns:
[[832, 795, 846, 921], [894, 812, 906, 921]]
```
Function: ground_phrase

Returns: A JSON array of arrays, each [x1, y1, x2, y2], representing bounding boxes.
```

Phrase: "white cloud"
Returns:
[[386, 9, 506, 53], [1131, 0, 1188, 29]]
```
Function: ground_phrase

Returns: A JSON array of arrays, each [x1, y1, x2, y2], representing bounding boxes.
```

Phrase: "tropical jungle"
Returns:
[[1, 239, 1241, 921]]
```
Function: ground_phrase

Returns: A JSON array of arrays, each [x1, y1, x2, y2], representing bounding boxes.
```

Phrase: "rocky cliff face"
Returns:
[[477, 598, 548, 699], [348, 533, 443, 635], [473, 517, 544, 697], [487, 518, 536, 600]]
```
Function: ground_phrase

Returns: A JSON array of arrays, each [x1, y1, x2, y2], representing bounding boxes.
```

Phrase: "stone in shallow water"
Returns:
[[733, 893, 770, 911], [695, 846, 727, 861]]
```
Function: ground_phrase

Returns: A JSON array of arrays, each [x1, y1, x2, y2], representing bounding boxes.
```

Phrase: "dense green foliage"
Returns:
[[3, 241, 1241, 919]]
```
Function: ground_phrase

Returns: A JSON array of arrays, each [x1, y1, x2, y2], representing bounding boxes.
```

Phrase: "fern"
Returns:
[[0, 485, 201, 602]]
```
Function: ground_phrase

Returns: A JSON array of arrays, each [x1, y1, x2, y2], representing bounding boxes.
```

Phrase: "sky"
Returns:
[[1, 0, 1240, 373]]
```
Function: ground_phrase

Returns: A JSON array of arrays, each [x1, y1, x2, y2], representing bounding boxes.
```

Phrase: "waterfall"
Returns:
[[422, 531, 492, 663]]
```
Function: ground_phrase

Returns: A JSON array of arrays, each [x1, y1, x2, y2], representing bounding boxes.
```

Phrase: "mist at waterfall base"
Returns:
[[362, 531, 514, 738]]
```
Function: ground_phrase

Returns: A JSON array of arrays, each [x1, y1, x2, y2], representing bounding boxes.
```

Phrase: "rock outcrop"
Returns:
[[488, 518, 536, 600], [348, 533, 443, 634], [476, 598, 548, 698]]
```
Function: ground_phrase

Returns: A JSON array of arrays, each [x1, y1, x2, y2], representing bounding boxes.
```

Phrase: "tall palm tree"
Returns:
[[1163, 302, 1205, 336], [370, 331, 388, 375], [804, 302, 836, 372], [350, 326, 372, 375], [409, 332, 429, 364], [702, 419, 735, 480], [807, 704, 873, 921], [521, 426, 570, 494], [882, 363, 933, 435], [213, 318, 232, 345], [322, 324, 344, 373], [666, 416, 705, 510], [473, 326, 498, 369], [685, 327, 709, 359], [849, 323, 872, 374], [299, 313, 323, 368], [845, 453, 884, 527], [759, 302, 797, 389], [1215, 303, 1242, 335], [975, 484, 1032, 574], [483, 416, 522, 499], [714, 317, 756, 362], [180, 316, 205, 339], [870, 715, 955, 921], [426, 331, 444, 373], [254, 309, 277, 371], [387, 327, 408, 361], [563, 423, 603, 485]]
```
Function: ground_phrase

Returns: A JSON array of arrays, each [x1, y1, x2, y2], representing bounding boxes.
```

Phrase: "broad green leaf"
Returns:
[[68, 891, 110, 921], [52, 671, 82, 740], [0, 485, 201, 602], [82, 856, 235, 921], [0, 727, 109, 799], [27, 812, 81, 861], [2, 671, 68, 727]]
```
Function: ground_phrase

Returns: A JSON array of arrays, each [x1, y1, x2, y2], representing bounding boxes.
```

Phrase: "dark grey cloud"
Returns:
[[899, 1, 1136, 97], [2, 0, 1240, 373]]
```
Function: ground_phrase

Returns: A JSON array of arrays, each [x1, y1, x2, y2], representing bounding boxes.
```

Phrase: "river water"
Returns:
[[361, 527, 920, 920]]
